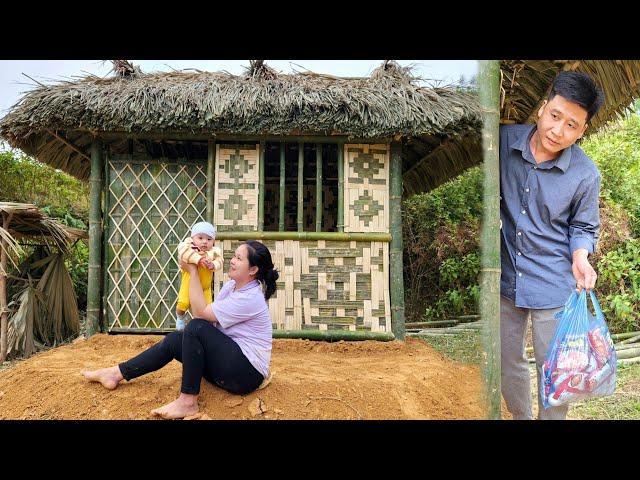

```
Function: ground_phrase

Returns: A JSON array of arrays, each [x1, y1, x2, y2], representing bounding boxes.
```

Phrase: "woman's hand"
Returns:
[[180, 260, 198, 274]]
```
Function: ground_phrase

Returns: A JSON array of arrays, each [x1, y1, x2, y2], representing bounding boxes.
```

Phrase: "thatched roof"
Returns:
[[0, 61, 482, 195], [0, 202, 87, 260], [501, 60, 640, 132]]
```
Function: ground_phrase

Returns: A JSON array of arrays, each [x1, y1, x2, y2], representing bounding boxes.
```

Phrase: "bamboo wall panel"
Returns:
[[344, 144, 389, 233], [105, 158, 207, 331], [213, 144, 259, 232], [214, 239, 391, 332]]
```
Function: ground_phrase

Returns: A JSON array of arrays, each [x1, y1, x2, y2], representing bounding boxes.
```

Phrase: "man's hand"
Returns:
[[572, 249, 597, 292]]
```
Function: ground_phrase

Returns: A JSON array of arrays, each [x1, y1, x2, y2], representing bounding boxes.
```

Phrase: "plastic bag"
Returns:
[[541, 290, 617, 409]]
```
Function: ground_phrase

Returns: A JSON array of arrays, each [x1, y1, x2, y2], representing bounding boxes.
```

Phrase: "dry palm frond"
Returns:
[[7, 281, 46, 357], [0, 225, 23, 273], [36, 253, 79, 345], [0, 202, 85, 254]]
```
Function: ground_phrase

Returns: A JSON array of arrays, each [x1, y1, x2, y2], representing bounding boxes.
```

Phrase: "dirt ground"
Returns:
[[0, 334, 487, 420]]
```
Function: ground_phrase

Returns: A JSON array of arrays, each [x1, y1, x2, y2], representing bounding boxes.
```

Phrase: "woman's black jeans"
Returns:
[[118, 319, 264, 395]]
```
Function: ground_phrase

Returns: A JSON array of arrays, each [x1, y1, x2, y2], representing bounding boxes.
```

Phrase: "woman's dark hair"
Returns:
[[548, 71, 605, 122], [243, 240, 279, 300]]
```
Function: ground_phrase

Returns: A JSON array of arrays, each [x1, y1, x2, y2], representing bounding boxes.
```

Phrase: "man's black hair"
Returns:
[[548, 71, 605, 122]]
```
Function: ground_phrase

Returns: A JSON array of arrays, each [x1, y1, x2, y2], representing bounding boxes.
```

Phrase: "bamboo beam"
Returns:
[[216, 231, 392, 242], [0, 212, 13, 362], [108, 327, 395, 341], [297, 142, 304, 232], [279, 143, 285, 232], [389, 142, 406, 341], [479, 60, 502, 420], [272, 329, 395, 342], [46, 129, 91, 163], [102, 148, 111, 333], [316, 144, 323, 232], [86, 141, 104, 338], [258, 140, 265, 231], [206, 138, 215, 223], [337, 142, 344, 232]]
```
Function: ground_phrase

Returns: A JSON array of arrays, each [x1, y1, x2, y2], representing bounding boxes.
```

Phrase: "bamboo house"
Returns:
[[0, 60, 482, 340]]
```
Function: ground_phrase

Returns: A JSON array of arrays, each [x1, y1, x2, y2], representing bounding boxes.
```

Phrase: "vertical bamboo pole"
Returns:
[[206, 138, 215, 223], [0, 212, 11, 362], [479, 60, 502, 420], [297, 142, 304, 232], [279, 142, 285, 232], [86, 140, 104, 337], [337, 142, 344, 233], [102, 147, 111, 332], [258, 140, 265, 231], [315, 143, 323, 232], [389, 142, 405, 341]]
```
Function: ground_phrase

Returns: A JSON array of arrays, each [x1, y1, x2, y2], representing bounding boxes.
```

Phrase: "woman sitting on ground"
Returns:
[[82, 240, 278, 419]]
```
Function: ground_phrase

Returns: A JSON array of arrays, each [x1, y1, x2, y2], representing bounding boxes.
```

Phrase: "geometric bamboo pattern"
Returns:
[[214, 143, 259, 232], [214, 239, 391, 332], [344, 144, 390, 233], [105, 158, 208, 331]]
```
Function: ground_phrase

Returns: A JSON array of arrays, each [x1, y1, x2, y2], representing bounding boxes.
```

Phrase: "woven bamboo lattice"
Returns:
[[105, 156, 208, 330], [213, 144, 259, 232], [344, 144, 389, 233], [214, 239, 391, 332]]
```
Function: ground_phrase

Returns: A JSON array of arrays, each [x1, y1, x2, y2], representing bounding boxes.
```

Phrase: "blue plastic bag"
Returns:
[[541, 290, 617, 409]]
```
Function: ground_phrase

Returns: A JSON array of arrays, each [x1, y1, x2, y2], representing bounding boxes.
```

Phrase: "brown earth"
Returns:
[[0, 334, 487, 420]]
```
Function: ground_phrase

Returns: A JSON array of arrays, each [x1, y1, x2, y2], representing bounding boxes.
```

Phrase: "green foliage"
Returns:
[[0, 148, 88, 218], [582, 114, 640, 236], [580, 114, 640, 332], [403, 167, 482, 322], [596, 239, 640, 332], [0, 147, 89, 310]]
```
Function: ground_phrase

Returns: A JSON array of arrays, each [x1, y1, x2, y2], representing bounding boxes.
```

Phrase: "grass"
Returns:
[[567, 362, 640, 420], [412, 330, 481, 364]]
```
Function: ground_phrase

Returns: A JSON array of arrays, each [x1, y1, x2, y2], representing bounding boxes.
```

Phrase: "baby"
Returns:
[[175, 221, 224, 330]]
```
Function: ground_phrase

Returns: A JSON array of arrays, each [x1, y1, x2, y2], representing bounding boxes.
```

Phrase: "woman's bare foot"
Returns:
[[81, 366, 124, 390], [151, 393, 199, 420]]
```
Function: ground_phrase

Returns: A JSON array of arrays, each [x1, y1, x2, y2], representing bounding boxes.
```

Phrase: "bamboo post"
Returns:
[[86, 140, 104, 337], [479, 60, 502, 420], [389, 142, 406, 341], [279, 142, 285, 232], [297, 142, 304, 232], [258, 140, 265, 231], [0, 212, 11, 362], [316, 143, 323, 232], [206, 138, 215, 223], [337, 142, 344, 232]]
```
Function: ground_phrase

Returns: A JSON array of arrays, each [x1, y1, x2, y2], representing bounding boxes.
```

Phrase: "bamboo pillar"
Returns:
[[258, 140, 265, 231], [479, 60, 502, 419], [315, 143, 323, 232], [297, 142, 304, 232], [337, 142, 344, 232], [86, 140, 103, 337], [279, 143, 285, 232], [0, 212, 11, 362], [206, 138, 215, 223], [389, 142, 406, 341]]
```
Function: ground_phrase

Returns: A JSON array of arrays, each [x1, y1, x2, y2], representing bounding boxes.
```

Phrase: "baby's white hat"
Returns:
[[191, 221, 216, 239]]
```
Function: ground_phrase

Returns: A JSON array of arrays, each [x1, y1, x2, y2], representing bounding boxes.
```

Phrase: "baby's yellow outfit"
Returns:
[[176, 237, 224, 312]]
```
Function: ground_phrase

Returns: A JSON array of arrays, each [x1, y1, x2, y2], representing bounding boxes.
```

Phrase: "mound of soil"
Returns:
[[0, 334, 486, 420]]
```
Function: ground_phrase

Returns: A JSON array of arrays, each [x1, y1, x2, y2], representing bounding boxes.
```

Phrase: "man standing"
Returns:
[[499, 71, 605, 420]]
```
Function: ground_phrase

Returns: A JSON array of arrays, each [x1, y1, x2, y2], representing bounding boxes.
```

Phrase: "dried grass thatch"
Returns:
[[0, 202, 87, 256], [500, 60, 640, 132], [0, 61, 482, 194]]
